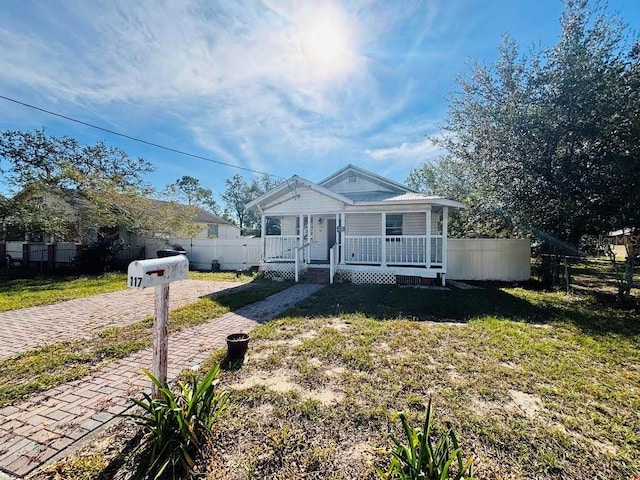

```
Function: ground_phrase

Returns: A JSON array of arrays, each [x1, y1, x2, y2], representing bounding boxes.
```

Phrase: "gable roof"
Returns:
[[319, 164, 417, 194], [246, 175, 354, 210], [246, 165, 465, 211]]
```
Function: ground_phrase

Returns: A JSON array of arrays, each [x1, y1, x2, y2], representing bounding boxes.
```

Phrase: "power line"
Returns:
[[0, 94, 285, 180]]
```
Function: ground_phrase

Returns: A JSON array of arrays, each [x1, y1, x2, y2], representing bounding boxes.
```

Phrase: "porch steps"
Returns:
[[303, 268, 331, 284]]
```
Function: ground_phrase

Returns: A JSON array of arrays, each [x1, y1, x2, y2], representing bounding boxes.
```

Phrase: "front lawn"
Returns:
[[0, 280, 290, 407], [0, 271, 255, 312], [38, 283, 640, 479]]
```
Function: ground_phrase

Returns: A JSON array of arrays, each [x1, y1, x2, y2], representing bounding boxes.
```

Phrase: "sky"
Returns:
[[1, 0, 639, 201]]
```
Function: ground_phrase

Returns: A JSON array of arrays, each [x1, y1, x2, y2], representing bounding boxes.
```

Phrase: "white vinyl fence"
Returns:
[[138, 237, 262, 271], [447, 239, 531, 281]]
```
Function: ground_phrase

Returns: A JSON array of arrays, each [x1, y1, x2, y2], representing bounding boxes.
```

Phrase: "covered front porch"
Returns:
[[259, 207, 449, 284]]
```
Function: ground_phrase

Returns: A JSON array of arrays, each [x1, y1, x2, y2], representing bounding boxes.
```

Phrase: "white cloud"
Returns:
[[366, 137, 443, 162], [0, 0, 458, 185]]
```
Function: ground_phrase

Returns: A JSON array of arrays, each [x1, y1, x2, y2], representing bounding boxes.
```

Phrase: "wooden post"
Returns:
[[152, 283, 170, 399]]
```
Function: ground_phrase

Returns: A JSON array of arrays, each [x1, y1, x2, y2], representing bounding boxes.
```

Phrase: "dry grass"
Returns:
[[35, 279, 640, 480]]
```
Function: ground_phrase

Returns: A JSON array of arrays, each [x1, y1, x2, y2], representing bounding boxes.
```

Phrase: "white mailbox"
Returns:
[[127, 255, 189, 289]]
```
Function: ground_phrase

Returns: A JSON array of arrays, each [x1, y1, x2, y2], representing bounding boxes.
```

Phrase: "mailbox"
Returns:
[[127, 255, 189, 289]]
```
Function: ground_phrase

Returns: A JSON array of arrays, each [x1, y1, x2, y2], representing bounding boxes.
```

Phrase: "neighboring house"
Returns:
[[191, 207, 241, 239], [246, 164, 464, 285]]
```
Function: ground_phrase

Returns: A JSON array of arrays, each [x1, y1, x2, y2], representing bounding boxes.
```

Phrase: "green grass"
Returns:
[[202, 284, 639, 479], [32, 280, 640, 480], [0, 271, 255, 312], [0, 273, 127, 312], [0, 280, 291, 407]]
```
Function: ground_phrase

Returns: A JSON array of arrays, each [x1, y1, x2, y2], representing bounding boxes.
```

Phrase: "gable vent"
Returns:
[[348, 174, 358, 183]]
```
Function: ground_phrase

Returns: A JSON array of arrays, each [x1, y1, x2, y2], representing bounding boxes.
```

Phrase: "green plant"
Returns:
[[377, 398, 474, 480], [125, 365, 228, 479]]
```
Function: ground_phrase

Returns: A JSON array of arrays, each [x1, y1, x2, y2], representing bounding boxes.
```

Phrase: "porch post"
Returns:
[[425, 207, 431, 268], [381, 212, 387, 267], [339, 212, 345, 265], [307, 214, 311, 262], [299, 214, 304, 257], [442, 207, 448, 286], [261, 215, 266, 261]]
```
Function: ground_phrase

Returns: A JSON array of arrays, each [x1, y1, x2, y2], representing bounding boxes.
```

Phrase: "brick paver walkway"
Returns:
[[0, 280, 247, 360], [0, 283, 322, 478]]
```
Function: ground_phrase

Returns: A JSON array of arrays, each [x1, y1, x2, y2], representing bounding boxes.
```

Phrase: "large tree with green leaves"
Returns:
[[409, 0, 640, 293], [409, 0, 640, 292], [0, 129, 199, 242], [165, 175, 220, 214], [221, 173, 279, 234]]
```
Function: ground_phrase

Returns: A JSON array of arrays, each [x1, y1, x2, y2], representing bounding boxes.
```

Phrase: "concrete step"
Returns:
[[303, 268, 331, 284]]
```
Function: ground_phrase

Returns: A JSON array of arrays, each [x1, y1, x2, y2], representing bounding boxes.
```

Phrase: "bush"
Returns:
[[125, 365, 228, 479], [377, 398, 474, 480]]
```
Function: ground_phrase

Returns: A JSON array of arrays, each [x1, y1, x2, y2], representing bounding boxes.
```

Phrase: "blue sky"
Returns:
[[1, 0, 639, 201]]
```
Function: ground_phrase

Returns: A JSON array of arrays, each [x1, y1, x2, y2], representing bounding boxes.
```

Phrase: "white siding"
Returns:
[[447, 239, 531, 281], [346, 213, 381, 235], [403, 212, 426, 235], [218, 224, 241, 239], [264, 186, 343, 215], [329, 175, 395, 195], [281, 216, 298, 235]]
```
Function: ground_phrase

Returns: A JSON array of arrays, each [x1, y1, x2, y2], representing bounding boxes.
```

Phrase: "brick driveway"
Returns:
[[0, 280, 247, 360], [0, 283, 322, 479]]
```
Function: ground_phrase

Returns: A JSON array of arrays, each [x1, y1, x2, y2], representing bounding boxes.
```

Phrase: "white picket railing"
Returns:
[[344, 236, 382, 264], [344, 235, 443, 266], [431, 236, 443, 265], [385, 236, 427, 265], [294, 242, 311, 282], [265, 235, 299, 261]]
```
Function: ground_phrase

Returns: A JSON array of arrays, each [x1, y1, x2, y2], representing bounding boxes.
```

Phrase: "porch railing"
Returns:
[[265, 235, 299, 261], [344, 236, 382, 264], [345, 235, 444, 266], [294, 242, 310, 282], [386, 236, 427, 265]]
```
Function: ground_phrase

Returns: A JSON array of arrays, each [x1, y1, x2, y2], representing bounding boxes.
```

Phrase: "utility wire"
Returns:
[[0, 94, 285, 180]]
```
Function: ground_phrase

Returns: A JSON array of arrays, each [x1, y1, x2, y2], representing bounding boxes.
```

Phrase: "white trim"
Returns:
[[246, 175, 354, 210], [319, 164, 417, 193]]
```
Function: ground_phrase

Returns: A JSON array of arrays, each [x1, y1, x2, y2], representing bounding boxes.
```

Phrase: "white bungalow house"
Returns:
[[246, 165, 464, 285]]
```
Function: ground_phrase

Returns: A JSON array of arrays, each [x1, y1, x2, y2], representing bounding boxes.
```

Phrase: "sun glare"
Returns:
[[296, 7, 357, 80]]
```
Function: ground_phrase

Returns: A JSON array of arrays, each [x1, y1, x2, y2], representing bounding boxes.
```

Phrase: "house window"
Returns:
[[266, 217, 281, 235], [208, 224, 219, 238], [386, 214, 403, 236]]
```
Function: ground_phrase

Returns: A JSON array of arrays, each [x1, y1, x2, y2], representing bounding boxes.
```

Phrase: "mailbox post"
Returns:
[[127, 255, 189, 398]]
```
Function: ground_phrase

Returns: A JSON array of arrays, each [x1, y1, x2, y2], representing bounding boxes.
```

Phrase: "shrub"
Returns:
[[377, 398, 474, 480], [125, 365, 228, 479]]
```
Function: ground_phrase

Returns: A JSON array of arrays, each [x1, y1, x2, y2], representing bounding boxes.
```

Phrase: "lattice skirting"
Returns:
[[336, 270, 396, 285], [260, 263, 307, 280]]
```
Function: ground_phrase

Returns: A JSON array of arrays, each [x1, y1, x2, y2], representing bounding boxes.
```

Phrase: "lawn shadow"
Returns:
[[284, 284, 640, 337]]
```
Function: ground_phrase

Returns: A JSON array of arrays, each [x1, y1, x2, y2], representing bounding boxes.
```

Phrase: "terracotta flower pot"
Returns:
[[226, 333, 250, 359]]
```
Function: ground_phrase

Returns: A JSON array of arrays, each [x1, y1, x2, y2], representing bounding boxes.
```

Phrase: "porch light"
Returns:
[[318, 218, 323, 225]]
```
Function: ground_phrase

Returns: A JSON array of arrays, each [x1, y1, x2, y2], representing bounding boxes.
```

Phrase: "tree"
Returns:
[[0, 129, 198, 243], [165, 175, 220, 214], [409, 0, 640, 294], [222, 173, 280, 234]]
